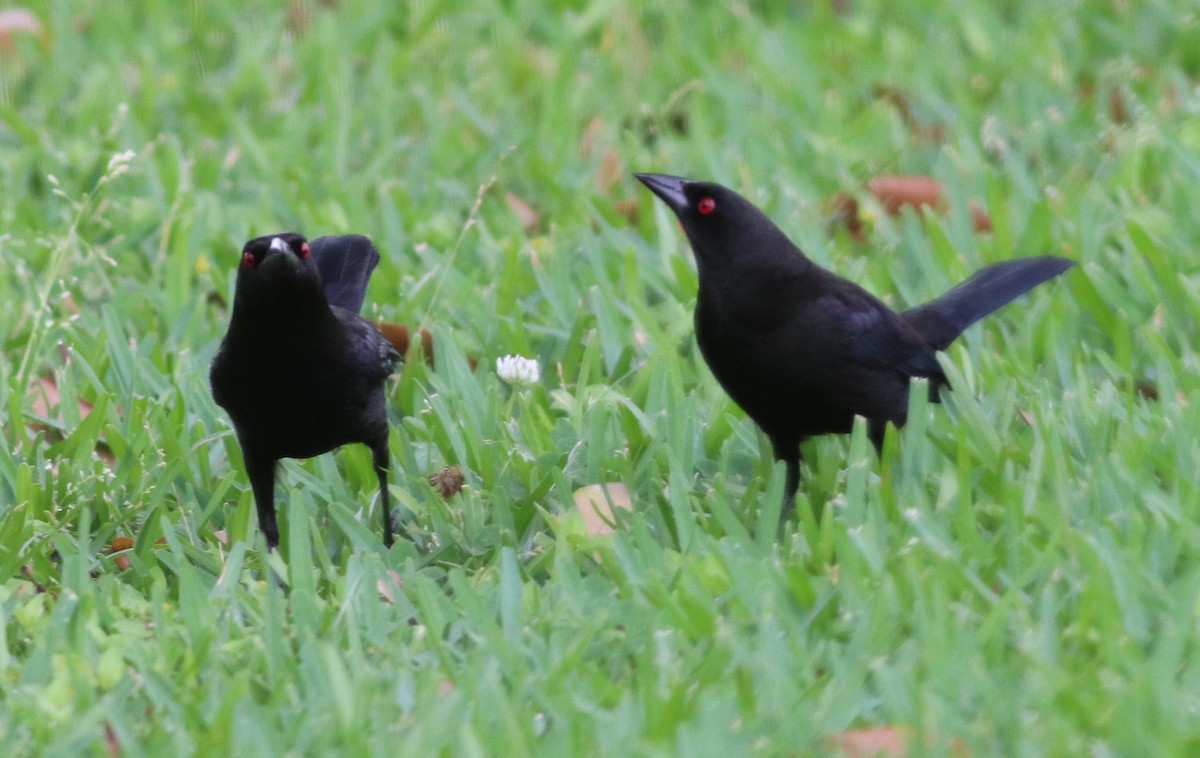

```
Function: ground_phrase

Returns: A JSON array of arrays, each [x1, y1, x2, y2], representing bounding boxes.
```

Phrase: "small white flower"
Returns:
[[496, 354, 540, 386]]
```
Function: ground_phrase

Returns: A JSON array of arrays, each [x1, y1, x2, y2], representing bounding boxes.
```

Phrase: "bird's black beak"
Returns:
[[635, 173, 691, 214]]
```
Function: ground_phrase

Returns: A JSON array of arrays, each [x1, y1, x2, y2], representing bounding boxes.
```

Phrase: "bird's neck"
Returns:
[[696, 238, 815, 283], [761, 235, 817, 273]]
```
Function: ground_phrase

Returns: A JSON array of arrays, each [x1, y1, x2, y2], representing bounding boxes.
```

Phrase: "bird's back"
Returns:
[[695, 261, 921, 442]]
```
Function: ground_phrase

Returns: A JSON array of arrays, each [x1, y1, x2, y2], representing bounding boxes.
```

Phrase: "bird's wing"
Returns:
[[333, 306, 400, 381], [814, 291, 942, 379], [310, 235, 381, 314]]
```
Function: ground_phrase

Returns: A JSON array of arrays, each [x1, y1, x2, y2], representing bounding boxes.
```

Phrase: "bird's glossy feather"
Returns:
[[311, 234, 381, 314], [635, 172, 1074, 523]]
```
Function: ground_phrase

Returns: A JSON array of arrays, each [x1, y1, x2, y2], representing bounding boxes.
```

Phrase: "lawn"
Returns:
[[2, 0, 1200, 754]]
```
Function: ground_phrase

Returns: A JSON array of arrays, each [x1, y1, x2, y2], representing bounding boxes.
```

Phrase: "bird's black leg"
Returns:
[[772, 438, 804, 526], [782, 455, 800, 518], [867, 419, 888, 457], [244, 451, 281, 550], [371, 437, 394, 548], [927, 379, 945, 404]]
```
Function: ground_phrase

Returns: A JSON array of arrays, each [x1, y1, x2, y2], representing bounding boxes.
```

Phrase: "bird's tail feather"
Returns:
[[902, 256, 1073, 350], [310, 234, 381, 314]]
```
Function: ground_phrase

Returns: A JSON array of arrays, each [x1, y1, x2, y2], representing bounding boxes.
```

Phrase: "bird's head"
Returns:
[[227, 232, 330, 325], [635, 173, 800, 272], [233, 232, 323, 301]]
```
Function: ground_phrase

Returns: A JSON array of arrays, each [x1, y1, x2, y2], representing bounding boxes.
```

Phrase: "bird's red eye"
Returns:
[[698, 197, 716, 215], [300, 242, 311, 259], [242, 252, 256, 268]]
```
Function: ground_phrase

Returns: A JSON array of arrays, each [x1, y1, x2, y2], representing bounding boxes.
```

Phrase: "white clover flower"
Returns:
[[496, 354, 540, 386]]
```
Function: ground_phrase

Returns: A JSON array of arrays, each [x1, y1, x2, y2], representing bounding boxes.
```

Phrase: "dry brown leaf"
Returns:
[[376, 322, 433, 364], [826, 726, 911, 757], [967, 200, 993, 233], [285, 0, 311, 34], [428, 466, 465, 499], [828, 726, 970, 757], [111, 536, 134, 571], [615, 198, 640, 226], [1108, 87, 1129, 125], [827, 191, 866, 242], [869, 176, 991, 233], [0, 8, 44, 50], [868, 175, 945, 215], [579, 115, 604, 158], [30, 375, 93, 421], [110, 535, 167, 570], [376, 570, 404, 604], [375, 323, 478, 371], [504, 192, 540, 233], [28, 375, 115, 466], [595, 148, 624, 195], [103, 721, 120, 758], [573, 483, 632, 536], [376, 578, 393, 604]]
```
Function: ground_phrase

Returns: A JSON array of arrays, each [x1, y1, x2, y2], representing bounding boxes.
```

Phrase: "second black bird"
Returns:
[[210, 233, 400, 549], [636, 173, 1072, 519]]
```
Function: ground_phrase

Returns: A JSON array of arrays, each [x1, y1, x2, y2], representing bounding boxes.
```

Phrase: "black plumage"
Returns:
[[210, 233, 399, 549], [635, 173, 1073, 519]]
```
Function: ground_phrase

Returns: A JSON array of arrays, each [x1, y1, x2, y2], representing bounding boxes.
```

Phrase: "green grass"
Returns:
[[2, 0, 1199, 754]]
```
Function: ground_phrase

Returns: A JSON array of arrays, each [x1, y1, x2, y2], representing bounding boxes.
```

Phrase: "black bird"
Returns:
[[210, 233, 400, 549], [635, 173, 1072, 518]]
